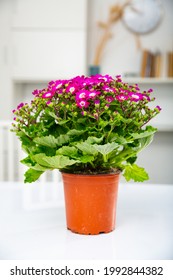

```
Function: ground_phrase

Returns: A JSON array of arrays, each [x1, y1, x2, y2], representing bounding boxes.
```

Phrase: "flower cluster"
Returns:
[[12, 74, 161, 183]]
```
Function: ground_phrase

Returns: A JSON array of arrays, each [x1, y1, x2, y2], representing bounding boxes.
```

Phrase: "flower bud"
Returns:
[[81, 111, 87, 116]]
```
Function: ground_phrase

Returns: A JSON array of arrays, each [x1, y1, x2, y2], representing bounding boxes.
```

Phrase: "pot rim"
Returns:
[[61, 170, 121, 177]]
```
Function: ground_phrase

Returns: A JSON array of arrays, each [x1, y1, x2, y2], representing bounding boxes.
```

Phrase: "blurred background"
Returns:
[[0, 0, 173, 185], [0, 0, 173, 260]]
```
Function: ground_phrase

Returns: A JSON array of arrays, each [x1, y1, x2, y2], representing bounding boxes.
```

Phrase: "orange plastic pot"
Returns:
[[61, 172, 120, 235]]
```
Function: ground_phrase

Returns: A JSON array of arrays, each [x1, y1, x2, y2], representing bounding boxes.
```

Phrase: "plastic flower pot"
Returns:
[[61, 172, 120, 235]]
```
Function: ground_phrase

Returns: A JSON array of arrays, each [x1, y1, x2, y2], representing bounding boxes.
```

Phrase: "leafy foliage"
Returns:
[[11, 74, 161, 183]]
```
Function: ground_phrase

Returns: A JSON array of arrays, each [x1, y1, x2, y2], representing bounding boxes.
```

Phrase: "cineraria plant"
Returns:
[[12, 74, 161, 183]]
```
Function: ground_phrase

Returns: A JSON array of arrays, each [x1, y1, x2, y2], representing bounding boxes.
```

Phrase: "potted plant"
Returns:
[[12, 74, 161, 235]]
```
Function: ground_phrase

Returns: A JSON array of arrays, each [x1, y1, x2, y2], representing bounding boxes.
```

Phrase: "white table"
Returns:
[[0, 182, 173, 260]]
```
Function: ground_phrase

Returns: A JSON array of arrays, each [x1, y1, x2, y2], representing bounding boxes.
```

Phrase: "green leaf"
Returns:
[[137, 134, 154, 153], [34, 134, 69, 148], [131, 126, 157, 140], [48, 111, 59, 120], [67, 129, 85, 137], [93, 142, 119, 155], [58, 119, 70, 125], [21, 156, 47, 171], [123, 164, 149, 182], [98, 119, 109, 128], [42, 155, 78, 169], [76, 142, 98, 155], [32, 153, 53, 168], [56, 134, 70, 146], [80, 155, 95, 163], [24, 169, 44, 183], [126, 156, 137, 164], [109, 134, 132, 144], [34, 135, 57, 148], [86, 136, 104, 144], [56, 146, 78, 158]]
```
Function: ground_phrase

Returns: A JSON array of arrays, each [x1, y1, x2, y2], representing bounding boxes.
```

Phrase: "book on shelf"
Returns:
[[167, 52, 173, 77], [140, 49, 162, 78]]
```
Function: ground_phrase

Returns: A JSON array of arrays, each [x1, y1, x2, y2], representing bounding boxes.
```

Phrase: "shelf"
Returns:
[[123, 77, 173, 85]]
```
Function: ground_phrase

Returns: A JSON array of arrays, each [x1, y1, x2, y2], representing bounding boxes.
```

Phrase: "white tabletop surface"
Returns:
[[0, 181, 173, 260]]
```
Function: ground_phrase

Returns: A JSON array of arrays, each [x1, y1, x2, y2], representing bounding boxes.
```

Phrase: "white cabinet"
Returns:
[[12, 0, 87, 29], [11, 0, 87, 79], [12, 31, 86, 80]]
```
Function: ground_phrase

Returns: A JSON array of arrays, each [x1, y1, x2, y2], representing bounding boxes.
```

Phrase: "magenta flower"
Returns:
[[42, 92, 54, 99], [32, 89, 40, 96], [87, 91, 100, 99], [155, 105, 162, 111], [116, 94, 128, 102], [17, 103, 24, 110], [102, 86, 115, 93], [115, 75, 122, 83], [143, 94, 151, 101], [77, 100, 90, 108], [76, 90, 89, 101], [129, 92, 143, 102], [106, 96, 114, 103], [148, 88, 153, 93], [48, 80, 67, 95], [94, 100, 100, 105], [97, 74, 113, 83], [66, 83, 78, 94]]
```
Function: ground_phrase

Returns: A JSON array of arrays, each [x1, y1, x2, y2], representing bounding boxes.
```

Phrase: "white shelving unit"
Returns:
[[123, 77, 173, 84], [123, 77, 173, 132]]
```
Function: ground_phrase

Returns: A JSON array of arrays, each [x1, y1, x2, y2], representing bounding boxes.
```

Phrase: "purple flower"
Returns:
[[66, 83, 78, 94], [106, 96, 114, 103], [143, 94, 151, 101], [148, 88, 153, 93], [81, 111, 87, 116], [17, 103, 24, 110], [115, 75, 122, 82], [77, 100, 90, 108], [88, 91, 100, 99], [98, 74, 113, 83], [129, 92, 143, 102], [102, 86, 115, 93], [155, 105, 162, 111], [76, 90, 89, 101], [48, 80, 67, 94], [94, 100, 100, 105], [42, 92, 54, 99], [32, 89, 40, 96], [116, 94, 128, 102]]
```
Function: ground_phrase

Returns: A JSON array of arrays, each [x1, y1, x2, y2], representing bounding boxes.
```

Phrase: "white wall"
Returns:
[[0, 0, 87, 120]]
